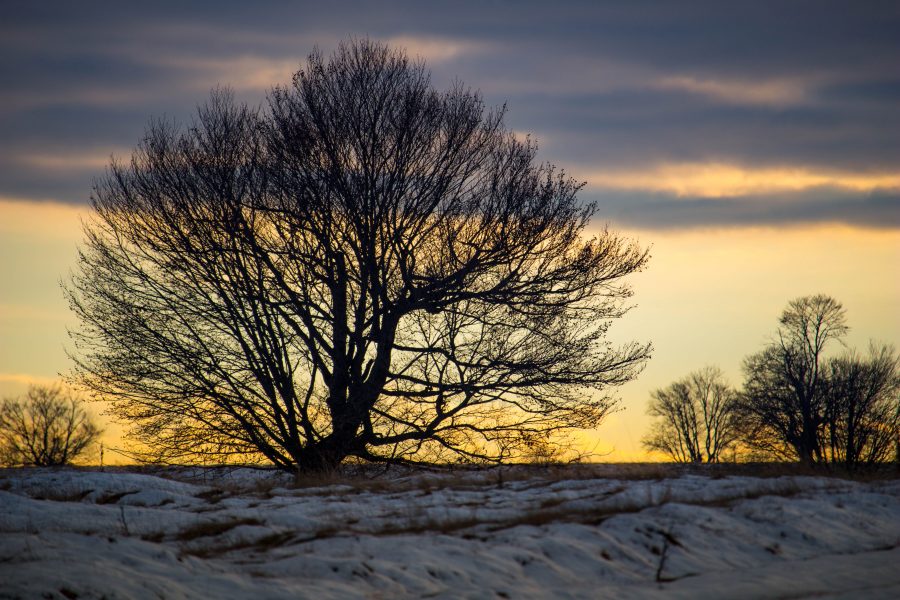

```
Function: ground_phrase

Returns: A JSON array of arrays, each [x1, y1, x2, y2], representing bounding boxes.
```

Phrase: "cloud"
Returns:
[[144, 55, 300, 93], [15, 151, 120, 173], [587, 186, 900, 230], [582, 163, 900, 198], [655, 75, 812, 107], [385, 36, 487, 64], [0, 1, 897, 230]]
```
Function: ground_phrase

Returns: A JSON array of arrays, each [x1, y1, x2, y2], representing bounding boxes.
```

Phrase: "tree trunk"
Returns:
[[296, 437, 352, 473]]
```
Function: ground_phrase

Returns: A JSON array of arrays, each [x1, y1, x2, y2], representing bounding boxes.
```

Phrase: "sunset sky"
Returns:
[[1, 1, 898, 461]]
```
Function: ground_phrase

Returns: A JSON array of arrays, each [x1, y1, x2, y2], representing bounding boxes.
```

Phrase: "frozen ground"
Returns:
[[1, 465, 899, 599]]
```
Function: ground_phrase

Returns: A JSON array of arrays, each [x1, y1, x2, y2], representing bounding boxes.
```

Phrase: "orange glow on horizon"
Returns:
[[2, 200, 898, 464]]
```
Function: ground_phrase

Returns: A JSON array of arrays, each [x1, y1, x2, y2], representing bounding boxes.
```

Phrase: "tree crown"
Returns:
[[67, 39, 650, 471]]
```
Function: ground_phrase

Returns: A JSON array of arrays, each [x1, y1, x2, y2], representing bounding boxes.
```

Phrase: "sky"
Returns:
[[1, 1, 898, 461]]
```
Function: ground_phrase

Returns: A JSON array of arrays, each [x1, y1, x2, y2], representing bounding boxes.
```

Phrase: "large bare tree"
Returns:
[[642, 366, 740, 463], [67, 40, 650, 472]]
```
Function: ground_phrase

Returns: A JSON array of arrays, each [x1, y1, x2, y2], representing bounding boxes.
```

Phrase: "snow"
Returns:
[[1, 466, 899, 598]]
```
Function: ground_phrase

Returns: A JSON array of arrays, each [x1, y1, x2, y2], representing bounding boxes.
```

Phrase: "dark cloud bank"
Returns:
[[1, 1, 898, 229]]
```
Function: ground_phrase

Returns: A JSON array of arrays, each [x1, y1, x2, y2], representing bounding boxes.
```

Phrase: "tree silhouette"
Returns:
[[0, 384, 102, 467], [739, 295, 848, 463], [822, 343, 899, 468], [642, 366, 740, 463], [67, 40, 650, 472]]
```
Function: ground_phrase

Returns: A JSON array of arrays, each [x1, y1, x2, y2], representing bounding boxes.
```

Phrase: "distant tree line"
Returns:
[[643, 295, 900, 469]]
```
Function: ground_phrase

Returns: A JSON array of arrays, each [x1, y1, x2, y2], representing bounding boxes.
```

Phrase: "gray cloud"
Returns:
[[1, 1, 897, 229], [588, 187, 900, 230]]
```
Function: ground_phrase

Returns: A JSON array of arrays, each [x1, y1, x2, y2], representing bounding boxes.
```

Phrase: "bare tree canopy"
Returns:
[[737, 294, 900, 467], [739, 294, 848, 463], [0, 384, 102, 467], [822, 343, 900, 467], [642, 366, 740, 463], [66, 40, 650, 472]]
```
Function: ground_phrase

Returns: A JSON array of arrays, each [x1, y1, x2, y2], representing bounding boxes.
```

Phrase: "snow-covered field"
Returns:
[[1, 465, 899, 599]]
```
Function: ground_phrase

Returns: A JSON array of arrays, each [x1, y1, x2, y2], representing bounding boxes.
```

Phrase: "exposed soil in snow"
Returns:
[[1, 464, 899, 599]]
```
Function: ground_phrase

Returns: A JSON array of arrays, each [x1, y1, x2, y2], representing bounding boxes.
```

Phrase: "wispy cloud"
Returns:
[[145, 55, 300, 93], [0, 86, 152, 112], [386, 35, 488, 64], [655, 75, 813, 107], [15, 151, 122, 173], [584, 163, 900, 198]]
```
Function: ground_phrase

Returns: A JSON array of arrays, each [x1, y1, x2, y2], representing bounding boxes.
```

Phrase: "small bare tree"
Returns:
[[642, 366, 740, 463], [0, 384, 102, 467]]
